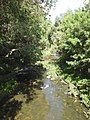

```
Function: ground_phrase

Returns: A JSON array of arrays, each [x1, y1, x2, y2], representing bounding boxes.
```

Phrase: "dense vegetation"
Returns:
[[50, 6, 90, 107], [0, 0, 90, 118], [0, 0, 45, 73], [0, 0, 53, 102]]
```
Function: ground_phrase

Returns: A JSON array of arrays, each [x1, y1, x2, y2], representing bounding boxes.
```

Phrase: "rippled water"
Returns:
[[42, 78, 87, 120], [13, 77, 88, 120]]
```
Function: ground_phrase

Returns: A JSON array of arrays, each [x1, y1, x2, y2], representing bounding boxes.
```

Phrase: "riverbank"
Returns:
[[40, 47, 90, 119], [0, 47, 89, 119]]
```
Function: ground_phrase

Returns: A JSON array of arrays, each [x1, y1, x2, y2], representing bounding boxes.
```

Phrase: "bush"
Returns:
[[55, 9, 90, 107]]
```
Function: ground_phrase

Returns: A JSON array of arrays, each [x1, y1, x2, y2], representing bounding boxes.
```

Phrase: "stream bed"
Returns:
[[13, 77, 88, 120], [42, 78, 88, 120]]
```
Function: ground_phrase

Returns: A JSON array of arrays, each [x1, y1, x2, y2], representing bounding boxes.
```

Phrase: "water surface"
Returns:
[[42, 78, 87, 120], [13, 77, 88, 120]]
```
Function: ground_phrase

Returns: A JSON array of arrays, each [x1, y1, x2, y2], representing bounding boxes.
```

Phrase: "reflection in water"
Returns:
[[6, 77, 88, 120], [42, 78, 62, 120], [42, 78, 87, 120]]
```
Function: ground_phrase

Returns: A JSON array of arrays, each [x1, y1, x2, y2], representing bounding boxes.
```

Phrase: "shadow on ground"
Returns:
[[0, 64, 46, 120]]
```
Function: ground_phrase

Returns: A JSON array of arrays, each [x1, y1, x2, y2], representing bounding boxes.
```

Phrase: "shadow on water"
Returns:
[[0, 99, 22, 120], [0, 64, 45, 120], [0, 64, 88, 120]]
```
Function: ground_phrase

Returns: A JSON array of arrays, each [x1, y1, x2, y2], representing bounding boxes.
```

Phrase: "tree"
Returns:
[[54, 8, 90, 107], [0, 0, 47, 73], [0, 0, 53, 97]]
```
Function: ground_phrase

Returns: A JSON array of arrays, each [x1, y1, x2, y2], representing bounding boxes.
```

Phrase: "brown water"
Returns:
[[42, 78, 88, 120], [13, 77, 88, 120]]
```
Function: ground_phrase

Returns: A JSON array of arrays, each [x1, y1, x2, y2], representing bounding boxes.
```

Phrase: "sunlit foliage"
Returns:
[[53, 7, 90, 107]]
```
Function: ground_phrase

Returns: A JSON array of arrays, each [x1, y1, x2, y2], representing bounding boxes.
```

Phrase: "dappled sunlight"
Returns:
[[0, 65, 46, 119], [0, 0, 90, 119]]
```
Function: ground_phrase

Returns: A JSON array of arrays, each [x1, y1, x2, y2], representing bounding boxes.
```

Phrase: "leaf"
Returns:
[[68, 38, 80, 46]]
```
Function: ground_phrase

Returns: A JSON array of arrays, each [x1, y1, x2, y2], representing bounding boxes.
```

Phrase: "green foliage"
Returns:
[[0, 0, 47, 73], [54, 8, 90, 107], [0, 0, 53, 99]]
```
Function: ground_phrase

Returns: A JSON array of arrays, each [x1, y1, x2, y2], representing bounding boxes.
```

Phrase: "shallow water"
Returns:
[[42, 78, 87, 120], [13, 77, 88, 120]]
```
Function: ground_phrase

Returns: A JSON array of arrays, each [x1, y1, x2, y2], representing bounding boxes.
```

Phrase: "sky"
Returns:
[[49, 0, 86, 23]]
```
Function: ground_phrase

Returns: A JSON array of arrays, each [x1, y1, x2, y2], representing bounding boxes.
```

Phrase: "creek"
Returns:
[[14, 76, 87, 120]]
